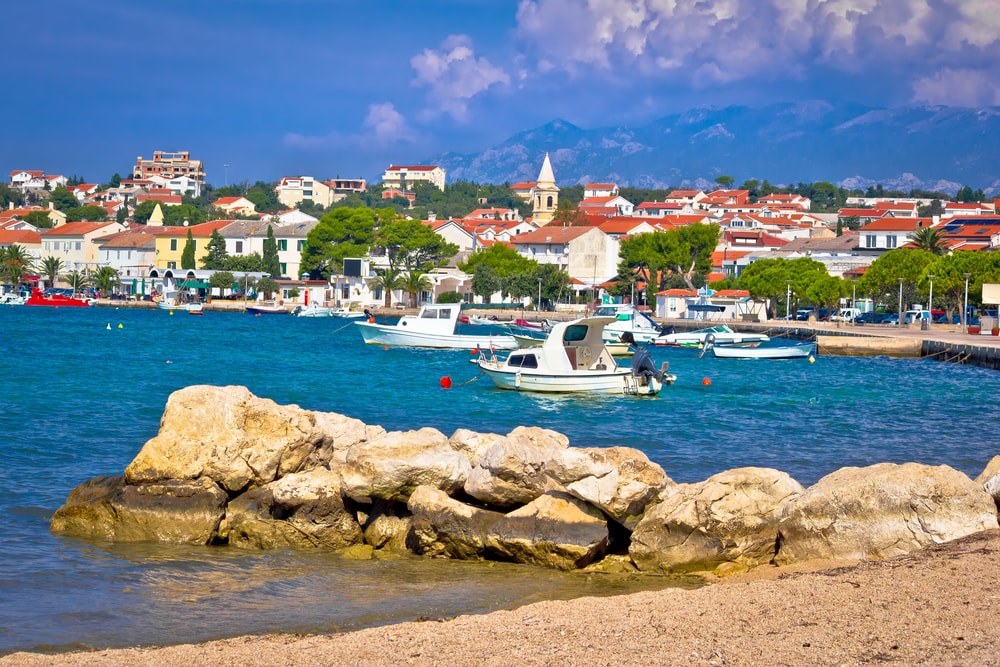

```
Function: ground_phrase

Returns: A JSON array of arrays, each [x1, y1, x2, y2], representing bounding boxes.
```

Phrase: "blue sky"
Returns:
[[5, 0, 998, 188]]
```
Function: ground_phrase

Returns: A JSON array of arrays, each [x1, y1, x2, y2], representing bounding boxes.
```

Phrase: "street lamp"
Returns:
[[786, 280, 791, 320], [963, 272, 972, 330], [537, 277, 542, 313], [898, 277, 904, 327], [851, 279, 857, 325], [928, 274, 935, 325]]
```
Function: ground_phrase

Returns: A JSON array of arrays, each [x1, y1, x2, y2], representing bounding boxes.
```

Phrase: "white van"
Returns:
[[831, 307, 861, 322], [903, 309, 930, 324]]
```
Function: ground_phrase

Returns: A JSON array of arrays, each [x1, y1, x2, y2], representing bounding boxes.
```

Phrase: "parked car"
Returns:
[[903, 309, 931, 324], [831, 307, 861, 322]]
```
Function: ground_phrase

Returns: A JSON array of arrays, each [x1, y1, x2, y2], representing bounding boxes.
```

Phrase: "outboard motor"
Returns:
[[631, 346, 662, 381], [658, 324, 676, 336], [363, 308, 374, 320]]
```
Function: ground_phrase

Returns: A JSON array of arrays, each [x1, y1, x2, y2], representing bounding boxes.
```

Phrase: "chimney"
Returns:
[[428, 211, 436, 223], [49, 202, 54, 211]]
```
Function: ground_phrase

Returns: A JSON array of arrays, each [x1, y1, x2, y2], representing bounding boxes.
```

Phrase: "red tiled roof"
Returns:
[[513, 226, 595, 244], [41, 222, 116, 236], [0, 229, 42, 244], [859, 217, 925, 231], [385, 165, 439, 172]]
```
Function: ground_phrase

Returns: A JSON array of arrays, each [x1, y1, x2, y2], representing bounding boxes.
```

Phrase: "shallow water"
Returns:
[[1, 306, 997, 654]]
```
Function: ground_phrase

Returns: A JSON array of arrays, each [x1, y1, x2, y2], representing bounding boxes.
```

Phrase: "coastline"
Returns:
[[5, 529, 999, 666]]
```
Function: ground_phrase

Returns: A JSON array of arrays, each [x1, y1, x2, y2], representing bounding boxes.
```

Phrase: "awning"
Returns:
[[179, 280, 209, 289]]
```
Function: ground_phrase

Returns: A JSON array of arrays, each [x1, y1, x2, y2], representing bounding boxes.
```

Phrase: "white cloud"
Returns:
[[284, 103, 415, 150], [410, 35, 510, 121], [513, 0, 1000, 98], [911, 69, 1000, 106]]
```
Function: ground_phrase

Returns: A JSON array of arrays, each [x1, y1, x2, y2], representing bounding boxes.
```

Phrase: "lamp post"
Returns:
[[786, 280, 791, 320], [851, 279, 857, 325], [963, 272, 971, 330], [537, 277, 542, 313], [928, 274, 934, 326], [898, 277, 904, 327]]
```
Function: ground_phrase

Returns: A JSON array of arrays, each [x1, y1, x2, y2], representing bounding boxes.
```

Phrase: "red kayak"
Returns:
[[24, 287, 93, 307]]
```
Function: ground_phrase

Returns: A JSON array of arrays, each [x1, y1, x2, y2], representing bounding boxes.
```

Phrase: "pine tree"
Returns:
[[181, 229, 196, 269], [262, 225, 281, 277], [201, 229, 229, 269]]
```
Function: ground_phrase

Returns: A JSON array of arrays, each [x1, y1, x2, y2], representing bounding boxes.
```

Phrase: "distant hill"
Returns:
[[430, 102, 1000, 195]]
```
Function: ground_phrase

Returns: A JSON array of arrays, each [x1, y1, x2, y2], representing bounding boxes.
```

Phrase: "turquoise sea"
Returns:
[[2, 305, 999, 655]]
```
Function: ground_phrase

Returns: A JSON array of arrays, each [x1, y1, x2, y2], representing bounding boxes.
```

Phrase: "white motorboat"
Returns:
[[246, 301, 289, 315], [477, 316, 674, 395], [592, 304, 665, 344], [291, 304, 364, 318], [651, 324, 769, 348], [355, 303, 518, 350], [156, 298, 203, 313], [705, 339, 817, 360]]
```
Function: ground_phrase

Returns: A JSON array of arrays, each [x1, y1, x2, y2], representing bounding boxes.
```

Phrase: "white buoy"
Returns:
[[106, 323, 111, 330]]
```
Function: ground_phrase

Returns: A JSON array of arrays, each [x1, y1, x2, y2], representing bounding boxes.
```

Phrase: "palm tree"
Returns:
[[41, 256, 64, 289], [369, 267, 405, 308], [64, 270, 90, 297], [0, 244, 35, 288], [90, 265, 120, 297], [909, 227, 947, 255], [402, 271, 433, 307]]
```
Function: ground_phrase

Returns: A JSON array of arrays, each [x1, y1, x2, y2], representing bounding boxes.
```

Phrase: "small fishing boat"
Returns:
[[477, 316, 674, 395], [704, 338, 817, 360], [651, 324, 769, 347], [24, 288, 92, 307], [246, 301, 289, 315], [355, 303, 518, 349], [156, 299, 203, 313], [592, 304, 665, 343], [468, 314, 515, 325]]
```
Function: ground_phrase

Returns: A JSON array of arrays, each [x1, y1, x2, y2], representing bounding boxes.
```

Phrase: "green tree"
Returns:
[[209, 271, 236, 296], [107, 173, 122, 188], [300, 207, 378, 279], [857, 248, 937, 314], [64, 269, 89, 296], [66, 204, 108, 222], [255, 276, 280, 300], [0, 184, 23, 210], [661, 223, 720, 290], [262, 225, 281, 276], [376, 217, 459, 274], [805, 275, 847, 318], [738, 257, 828, 318], [459, 243, 537, 302], [24, 210, 54, 229], [116, 205, 127, 225], [133, 200, 159, 224], [163, 203, 207, 227], [47, 186, 78, 212], [40, 256, 64, 288], [221, 253, 265, 272], [201, 229, 230, 269], [90, 265, 120, 296], [618, 232, 664, 306], [180, 229, 196, 270], [908, 226, 947, 255], [369, 267, 405, 307], [0, 245, 34, 287], [714, 175, 735, 188], [920, 251, 989, 321], [401, 271, 433, 306]]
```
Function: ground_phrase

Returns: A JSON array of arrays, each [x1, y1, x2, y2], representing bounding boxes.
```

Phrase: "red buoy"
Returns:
[[702, 377, 712, 386], [440, 376, 453, 389]]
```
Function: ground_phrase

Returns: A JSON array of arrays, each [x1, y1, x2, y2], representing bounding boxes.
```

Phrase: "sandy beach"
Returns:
[[4, 529, 998, 667]]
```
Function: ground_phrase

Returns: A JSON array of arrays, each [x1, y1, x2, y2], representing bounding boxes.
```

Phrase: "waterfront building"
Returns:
[[152, 220, 232, 269], [381, 165, 445, 191], [40, 221, 127, 273]]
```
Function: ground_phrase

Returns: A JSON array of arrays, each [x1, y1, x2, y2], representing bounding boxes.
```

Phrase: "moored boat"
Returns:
[[706, 339, 817, 360], [355, 303, 518, 349], [246, 301, 289, 315], [24, 288, 92, 307], [592, 304, 665, 343], [652, 324, 769, 348], [156, 299, 203, 312], [477, 316, 674, 395]]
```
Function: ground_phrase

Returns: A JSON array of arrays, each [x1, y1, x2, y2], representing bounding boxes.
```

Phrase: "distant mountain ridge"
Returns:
[[431, 102, 1000, 195]]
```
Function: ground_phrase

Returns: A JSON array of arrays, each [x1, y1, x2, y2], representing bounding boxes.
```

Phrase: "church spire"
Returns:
[[532, 152, 559, 226]]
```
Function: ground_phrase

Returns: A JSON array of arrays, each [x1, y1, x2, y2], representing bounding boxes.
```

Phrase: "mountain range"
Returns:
[[431, 102, 1000, 196]]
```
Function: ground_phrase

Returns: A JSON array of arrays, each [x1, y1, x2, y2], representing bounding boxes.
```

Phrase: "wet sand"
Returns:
[[4, 530, 999, 667]]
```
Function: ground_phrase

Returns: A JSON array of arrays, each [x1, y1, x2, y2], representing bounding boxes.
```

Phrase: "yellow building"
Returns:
[[153, 220, 233, 269]]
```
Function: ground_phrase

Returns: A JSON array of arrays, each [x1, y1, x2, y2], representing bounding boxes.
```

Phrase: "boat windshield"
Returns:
[[563, 324, 589, 342], [421, 307, 452, 319]]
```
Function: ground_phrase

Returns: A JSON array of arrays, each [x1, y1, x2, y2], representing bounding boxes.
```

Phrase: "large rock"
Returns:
[[485, 492, 609, 570], [125, 385, 344, 493], [408, 485, 505, 559], [465, 426, 570, 508], [545, 446, 672, 530], [630, 467, 804, 573], [51, 475, 227, 545], [224, 468, 363, 550], [975, 455, 1000, 509], [339, 427, 471, 503], [360, 499, 413, 552], [308, 412, 385, 469], [448, 429, 505, 468], [775, 462, 999, 564]]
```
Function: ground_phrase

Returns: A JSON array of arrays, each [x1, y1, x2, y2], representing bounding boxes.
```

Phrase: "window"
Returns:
[[296, 240, 305, 251], [865, 235, 876, 248], [170, 239, 178, 251], [279, 263, 287, 275], [75, 242, 82, 251], [167, 261, 176, 269], [887, 235, 897, 248], [277, 240, 287, 251], [235, 241, 243, 253], [506, 353, 538, 369], [341, 285, 350, 299]]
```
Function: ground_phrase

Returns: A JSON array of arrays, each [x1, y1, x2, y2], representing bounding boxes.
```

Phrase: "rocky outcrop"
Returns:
[[50, 385, 1000, 577], [775, 463, 998, 564], [124, 385, 365, 493], [51, 475, 227, 545], [224, 468, 363, 550], [629, 467, 804, 573], [545, 446, 671, 530], [464, 426, 570, 507], [976, 455, 1000, 507], [339, 427, 471, 503]]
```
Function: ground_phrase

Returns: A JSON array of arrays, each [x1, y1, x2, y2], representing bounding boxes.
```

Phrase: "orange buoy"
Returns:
[[470, 348, 479, 355], [368, 317, 375, 323], [383, 346, 389, 351], [440, 376, 453, 389], [702, 377, 712, 386]]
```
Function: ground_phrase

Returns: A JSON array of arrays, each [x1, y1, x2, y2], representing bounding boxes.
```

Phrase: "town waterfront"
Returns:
[[2, 305, 999, 655]]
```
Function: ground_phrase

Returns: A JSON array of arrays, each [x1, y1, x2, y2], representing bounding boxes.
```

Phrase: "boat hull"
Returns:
[[356, 321, 518, 349], [24, 289, 91, 307], [711, 342, 817, 359], [478, 362, 662, 395]]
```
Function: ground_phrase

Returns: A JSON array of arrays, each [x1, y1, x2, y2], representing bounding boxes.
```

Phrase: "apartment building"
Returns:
[[132, 151, 205, 194], [381, 165, 446, 191], [275, 176, 367, 209]]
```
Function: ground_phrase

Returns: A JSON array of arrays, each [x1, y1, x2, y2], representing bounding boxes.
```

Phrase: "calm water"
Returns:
[[1, 305, 998, 655]]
